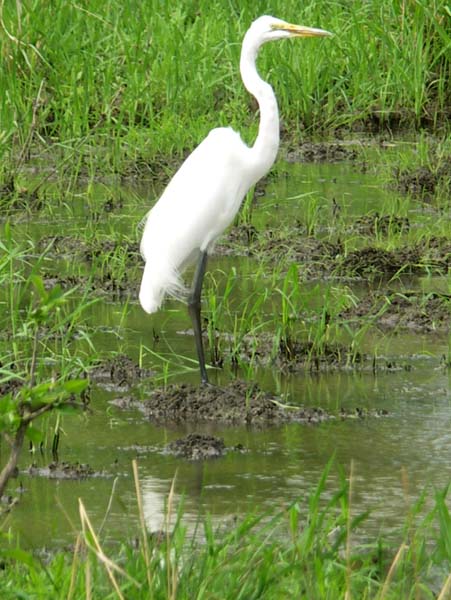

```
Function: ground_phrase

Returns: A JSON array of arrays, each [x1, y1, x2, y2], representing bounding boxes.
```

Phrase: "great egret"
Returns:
[[139, 15, 331, 384]]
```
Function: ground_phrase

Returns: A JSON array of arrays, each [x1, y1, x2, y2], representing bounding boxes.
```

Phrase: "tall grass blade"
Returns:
[[132, 458, 153, 593]]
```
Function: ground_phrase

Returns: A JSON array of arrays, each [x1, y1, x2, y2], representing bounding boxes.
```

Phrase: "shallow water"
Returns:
[[4, 141, 451, 548]]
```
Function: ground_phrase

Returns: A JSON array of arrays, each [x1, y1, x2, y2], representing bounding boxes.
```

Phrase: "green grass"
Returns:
[[2, 2, 451, 590], [1, 0, 450, 184], [2, 461, 451, 599]]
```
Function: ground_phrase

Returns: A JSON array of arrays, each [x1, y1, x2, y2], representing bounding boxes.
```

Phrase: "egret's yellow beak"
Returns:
[[272, 23, 332, 38]]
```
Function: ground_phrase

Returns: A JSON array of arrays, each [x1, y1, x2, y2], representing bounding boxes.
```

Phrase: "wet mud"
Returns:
[[37, 235, 141, 298], [393, 160, 451, 199], [111, 380, 386, 426], [33, 207, 451, 305], [38, 235, 140, 265], [339, 246, 421, 278], [218, 229, 344, 275], [166, 434, 228, 460], [90, 354, 154, 389], [220, 223, 451, 280], [0, 179, 43, 211], [223, 334, 363, 373], [341, 290, 451, 332], [19, 139, 451, 372], [26, 462, 97, 479], [352, 213, 410, 236], [286, 141, 360, 163]]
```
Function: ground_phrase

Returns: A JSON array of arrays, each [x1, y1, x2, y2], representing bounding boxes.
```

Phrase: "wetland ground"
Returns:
[[2, 0, 451, 596], [2, 137, 451, 554]]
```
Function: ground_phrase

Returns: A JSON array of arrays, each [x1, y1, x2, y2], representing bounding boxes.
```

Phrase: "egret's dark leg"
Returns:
[[188, 251, 209, 384]]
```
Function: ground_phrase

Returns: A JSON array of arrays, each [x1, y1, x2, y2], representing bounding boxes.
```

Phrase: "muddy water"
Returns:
[[5, 143, 451, 548]]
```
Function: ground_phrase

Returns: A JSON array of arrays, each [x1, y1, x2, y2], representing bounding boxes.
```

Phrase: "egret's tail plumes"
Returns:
[[139, 261, 186, 314]]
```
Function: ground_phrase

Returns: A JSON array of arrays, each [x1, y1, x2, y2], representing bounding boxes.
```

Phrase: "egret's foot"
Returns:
[[200, 379, 217, 388]]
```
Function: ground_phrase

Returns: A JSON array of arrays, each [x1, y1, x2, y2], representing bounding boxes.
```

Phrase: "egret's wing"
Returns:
[[139, 127, 253, 313], [141, 127, 252, 260]]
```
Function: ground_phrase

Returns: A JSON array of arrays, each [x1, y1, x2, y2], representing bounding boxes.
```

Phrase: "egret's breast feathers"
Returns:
[[140, 127, 255, 265]]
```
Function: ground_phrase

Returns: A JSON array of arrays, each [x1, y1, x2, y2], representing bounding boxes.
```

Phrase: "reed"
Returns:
[[2, 461, 451, 598], [1, 0, 449, 185]]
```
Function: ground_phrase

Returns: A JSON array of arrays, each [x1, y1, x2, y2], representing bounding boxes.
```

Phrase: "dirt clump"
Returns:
[[382, 293, 451, 331], [395, 166, 438, 197], [276, 339, 363, 372], [393, 160, 451, 199], [286, 142, 359, 163], [38, 235, 88, 256], [129, 380, 334, 425], [0, 376, 23, 396], [219, 226, 451, 280], [111, 380, 387, 425], [26, 462, 95, 479], [37, 236, 140, 264], [42, 271, 81, 290], [246, 232, 343, 274], [423, 237, 451, 271], [341, 291, 451, 332], [90, 354, 154, 388], [40, 268, 139, 300], [0, 181, 42, 211], [218, 224, 259, 255], [339, 246, 420, 277], [353, 213, 410, 236], [83, 239, 140, 263], [236, 335, 363, 372], [167, 434, 227, 460]]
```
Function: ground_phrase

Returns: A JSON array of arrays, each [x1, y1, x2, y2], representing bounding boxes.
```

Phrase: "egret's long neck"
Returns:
[[240, 35, 280, 179]]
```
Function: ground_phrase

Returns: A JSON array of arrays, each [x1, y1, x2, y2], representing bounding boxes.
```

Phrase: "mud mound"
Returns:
[[394, 160, 451, 198], [423, 237, 451, 271], [38, 235, 88, 255], [42, 271, 81, 290], [231, 334, 363, 372], [111, 381, 387, 425], [341, 291, 451, 332], [0, 184, 42, 211], [167, 434, 227, 460], [251, 233, 343, 272], [353, 213, 410, 236], [26, 462, 96, 479], [275, 339, 363, 372], [286, 142, 359, 163], [83, 239, 140, 263], [91, 354, 154, 388], [41, 269, 139, 299], [340, 246, 420, 277], [219, 229, 451, 279], [218, 224, 259, 255], [133, 381, 331, 425]]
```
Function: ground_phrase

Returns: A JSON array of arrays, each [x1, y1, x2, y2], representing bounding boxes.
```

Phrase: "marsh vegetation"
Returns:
[[2, 0, 451, 597]]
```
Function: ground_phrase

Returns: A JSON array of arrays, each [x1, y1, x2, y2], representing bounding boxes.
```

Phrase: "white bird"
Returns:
[[139, 15, 331, 384]]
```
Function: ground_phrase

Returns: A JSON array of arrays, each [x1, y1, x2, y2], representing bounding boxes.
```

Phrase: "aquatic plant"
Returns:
[[0, 227, 96, 496], [1, 0, 450, 187], [2, 460, 451, 597]]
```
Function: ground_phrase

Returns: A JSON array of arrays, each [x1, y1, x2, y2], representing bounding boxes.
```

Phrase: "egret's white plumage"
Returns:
[[139, 127, 252, 313], [138, 16, 331, 382], [139, 16, 331, 315]]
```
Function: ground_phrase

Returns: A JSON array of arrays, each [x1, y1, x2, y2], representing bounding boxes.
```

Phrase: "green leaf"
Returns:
[[0, 392, 16, 414], [25, 425, 44, 444], [30, 275, 47, 300], [1, 548, 38, 568], [62, 379, 88, 394]]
